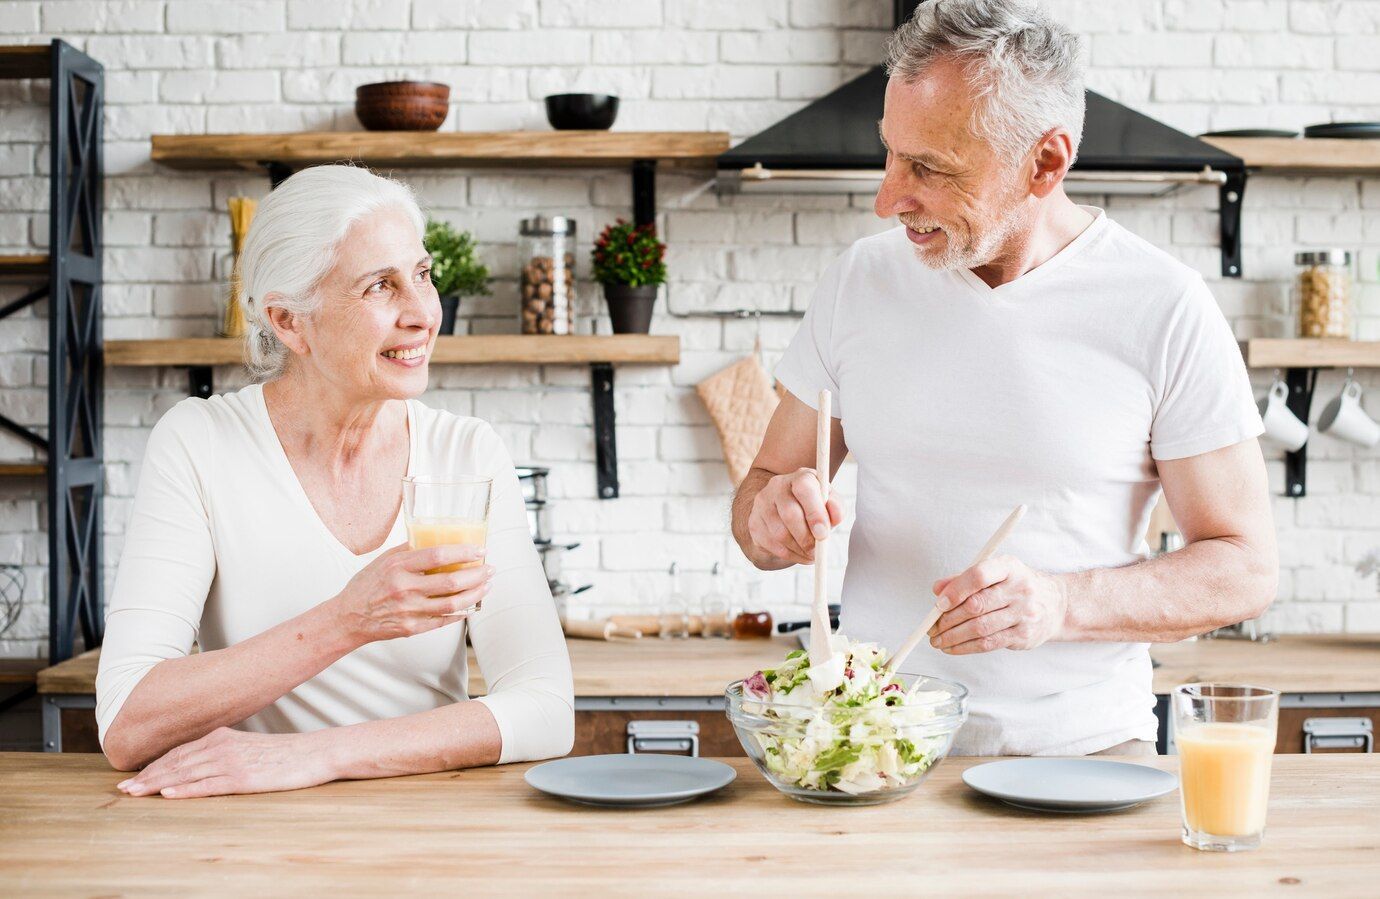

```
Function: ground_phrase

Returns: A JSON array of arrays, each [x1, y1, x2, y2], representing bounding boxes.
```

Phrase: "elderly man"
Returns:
[[731, 0, 1275, 756]]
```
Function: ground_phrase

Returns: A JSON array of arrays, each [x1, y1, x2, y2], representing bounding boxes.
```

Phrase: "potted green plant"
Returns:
[[424, 219, 490, 334], [592, 219, 666, 334]]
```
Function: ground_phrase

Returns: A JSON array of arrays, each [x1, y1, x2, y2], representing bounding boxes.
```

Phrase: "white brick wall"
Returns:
[[2, 0, 1380, 656]]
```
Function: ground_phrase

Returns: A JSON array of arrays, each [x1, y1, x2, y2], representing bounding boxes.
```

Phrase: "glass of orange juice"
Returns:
[[1173, 683, 1280, 852], [402, 476, 492, 580]]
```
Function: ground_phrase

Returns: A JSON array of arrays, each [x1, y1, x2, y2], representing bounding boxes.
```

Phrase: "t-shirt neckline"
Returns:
[[950, 205, 1108, 299], [251, 382, 416, 561]]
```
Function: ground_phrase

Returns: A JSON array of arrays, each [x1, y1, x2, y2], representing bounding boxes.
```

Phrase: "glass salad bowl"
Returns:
[[725, 672, 968, 806]]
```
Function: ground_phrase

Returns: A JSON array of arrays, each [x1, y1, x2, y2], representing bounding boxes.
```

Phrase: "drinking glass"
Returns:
[[402, 476, 492, 575], [1173, 683, 1280, 852]]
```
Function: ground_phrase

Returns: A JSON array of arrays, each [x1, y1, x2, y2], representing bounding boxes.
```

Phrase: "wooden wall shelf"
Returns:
[[0, 254, 48, 281], [105, 335, 681, 367], [106, 335, 681, 500], [0, 44, 50, 80], [0, 462, 46, 477], [1241, 339, 1380, 369], [151, 131, 730, 171], [1203, 137, 1380, 175]]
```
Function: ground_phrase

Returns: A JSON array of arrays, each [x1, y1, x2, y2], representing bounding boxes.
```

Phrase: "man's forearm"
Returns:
[[1058, 536, 1277, 643], [732, 467, 793, 571]]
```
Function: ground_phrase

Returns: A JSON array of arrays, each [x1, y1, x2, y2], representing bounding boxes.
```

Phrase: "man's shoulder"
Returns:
[[1090, 215, 1204, 295]]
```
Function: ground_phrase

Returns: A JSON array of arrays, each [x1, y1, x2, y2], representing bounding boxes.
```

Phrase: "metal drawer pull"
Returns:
[[626, 720, 700, 757], [1303, 717, 1374, 753]]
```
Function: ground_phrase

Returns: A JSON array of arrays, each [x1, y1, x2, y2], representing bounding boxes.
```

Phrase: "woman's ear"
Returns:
[[263, 293, 310, 358]]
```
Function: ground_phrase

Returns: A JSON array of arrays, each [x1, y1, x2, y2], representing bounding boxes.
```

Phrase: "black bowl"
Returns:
[[544, 93, 619, 130]]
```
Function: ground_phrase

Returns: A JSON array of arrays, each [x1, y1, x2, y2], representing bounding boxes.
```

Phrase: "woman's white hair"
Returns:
[[886, 0, 1085, 163], [236, 164, 426, 382]]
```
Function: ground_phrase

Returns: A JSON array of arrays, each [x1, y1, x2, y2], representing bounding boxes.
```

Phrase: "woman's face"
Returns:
[[299, 206, 439, 401]]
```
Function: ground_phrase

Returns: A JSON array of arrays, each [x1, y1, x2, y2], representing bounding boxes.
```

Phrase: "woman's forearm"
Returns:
[[103, 600, 359, 770], [319, 700, 503, 781]]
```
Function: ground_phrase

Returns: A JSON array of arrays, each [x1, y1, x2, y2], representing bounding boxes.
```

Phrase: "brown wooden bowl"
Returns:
[[355, 81, 451, 131]]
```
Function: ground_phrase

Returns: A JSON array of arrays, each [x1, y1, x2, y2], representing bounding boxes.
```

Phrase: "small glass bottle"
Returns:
[[1295, 249, 1353, 339], [732, 581, 773, 639], [658, 562, 691, 639], [518, 216, 576, 335], [700, 563, 732, 639]]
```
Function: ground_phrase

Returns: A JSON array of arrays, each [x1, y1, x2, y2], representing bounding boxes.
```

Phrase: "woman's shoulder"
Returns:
[[151, 384, 262, 442], [410, 400, 501, 448]]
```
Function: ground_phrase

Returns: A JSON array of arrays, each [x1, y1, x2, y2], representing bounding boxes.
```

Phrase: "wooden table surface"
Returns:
[[1, 752, 1374, 895]]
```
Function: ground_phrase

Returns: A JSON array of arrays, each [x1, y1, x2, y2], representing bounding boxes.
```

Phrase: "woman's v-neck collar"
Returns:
[[252, 382, 416, 561], [950, 205, 1108, 300]]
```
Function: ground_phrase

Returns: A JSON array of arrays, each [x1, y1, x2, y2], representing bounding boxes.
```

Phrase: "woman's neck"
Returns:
[[261, 371, 405, 471]]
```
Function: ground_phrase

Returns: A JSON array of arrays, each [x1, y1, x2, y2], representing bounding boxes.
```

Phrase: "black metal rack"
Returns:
[[0, 39, 104, 664]]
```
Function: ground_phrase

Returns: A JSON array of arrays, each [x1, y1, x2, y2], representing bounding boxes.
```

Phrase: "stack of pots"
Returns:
[[515, 466, 591, 617]]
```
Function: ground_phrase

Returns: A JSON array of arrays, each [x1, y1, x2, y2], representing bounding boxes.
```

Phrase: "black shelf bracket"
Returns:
[[260, 160, 294, 188], [591, 363, 619, 499], [189, 366, 214, 399], [1219, 168, 1246, 278], [631, 159, 656, 226], [1283, 367, 1319, 498]]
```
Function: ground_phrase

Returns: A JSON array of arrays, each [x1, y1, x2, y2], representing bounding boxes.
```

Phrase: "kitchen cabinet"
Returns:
[[36, 635, 1380, 756]]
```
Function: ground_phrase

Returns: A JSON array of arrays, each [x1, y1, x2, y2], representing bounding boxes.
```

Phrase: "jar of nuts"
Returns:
[[518, 216, 576, 335], [1295, 249, 1353, 339]]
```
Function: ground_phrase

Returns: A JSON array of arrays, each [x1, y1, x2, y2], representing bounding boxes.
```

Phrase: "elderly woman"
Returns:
[[96, 165, 574, 797]]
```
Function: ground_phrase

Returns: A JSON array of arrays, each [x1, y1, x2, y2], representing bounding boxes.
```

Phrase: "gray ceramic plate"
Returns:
[[962, 758, 1177, 813], [525, 754, 737, 808]]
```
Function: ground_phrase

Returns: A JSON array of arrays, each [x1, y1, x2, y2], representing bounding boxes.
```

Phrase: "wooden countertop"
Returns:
[[1, 752, 1374, 893], [37, 633, 1380, 698]]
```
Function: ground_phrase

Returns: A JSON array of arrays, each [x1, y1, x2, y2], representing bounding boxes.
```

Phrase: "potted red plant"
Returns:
[[592, 219, 666, 334]]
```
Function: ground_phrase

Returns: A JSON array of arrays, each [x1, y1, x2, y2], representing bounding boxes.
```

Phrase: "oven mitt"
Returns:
[[696, 351, 780, 486]]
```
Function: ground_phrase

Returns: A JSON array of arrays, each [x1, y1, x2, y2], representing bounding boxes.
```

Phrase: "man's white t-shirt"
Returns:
[[774, 208, 1264, 756]]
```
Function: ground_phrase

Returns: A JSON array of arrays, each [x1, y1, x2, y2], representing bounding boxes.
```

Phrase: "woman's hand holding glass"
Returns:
[[330, 541, 492, 645]]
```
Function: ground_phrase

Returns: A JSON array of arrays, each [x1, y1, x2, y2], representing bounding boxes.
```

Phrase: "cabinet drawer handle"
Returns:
[[1303, 717, 1373, 753], [626, 720, 699, 756]]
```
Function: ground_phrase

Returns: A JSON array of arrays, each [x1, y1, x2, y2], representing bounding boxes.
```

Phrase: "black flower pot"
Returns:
[[603, 284, 657, 334], [439, 294, 461, 334]]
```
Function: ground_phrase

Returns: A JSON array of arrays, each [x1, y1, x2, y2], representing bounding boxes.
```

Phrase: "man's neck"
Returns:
[[968, 192, 1095, 289]]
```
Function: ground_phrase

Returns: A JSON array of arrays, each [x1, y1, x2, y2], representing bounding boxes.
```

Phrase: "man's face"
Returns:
[[874, 58, 1033, 271]]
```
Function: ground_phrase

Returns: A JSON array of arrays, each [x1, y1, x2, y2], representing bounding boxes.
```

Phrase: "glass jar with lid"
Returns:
[[1295, 249, 1353, 339], [518, 216, 576, 335]]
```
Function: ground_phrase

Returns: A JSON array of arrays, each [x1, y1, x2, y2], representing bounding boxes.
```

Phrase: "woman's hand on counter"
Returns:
[[928, 556, 1069, 654], [328, 541, 494, 647], [115, 727, 337, 799]]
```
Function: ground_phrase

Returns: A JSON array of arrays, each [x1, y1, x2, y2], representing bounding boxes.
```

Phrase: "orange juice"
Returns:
[[407, 518, 488, 574], [1178, 722, 1275, 836]]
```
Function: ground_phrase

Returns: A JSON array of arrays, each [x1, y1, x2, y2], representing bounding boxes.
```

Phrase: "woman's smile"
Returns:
[[380, 339, 430, 367]]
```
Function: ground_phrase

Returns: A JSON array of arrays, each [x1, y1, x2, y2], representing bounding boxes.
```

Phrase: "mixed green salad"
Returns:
[[740, 640, 953, 795]]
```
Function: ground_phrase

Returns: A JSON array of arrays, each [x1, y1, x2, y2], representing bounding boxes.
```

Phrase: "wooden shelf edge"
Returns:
[[105, 335, 681, 367], [0, 45, 51, 81], [1204, 136, 1380, 175], [0, 462, 46, 477], [0, 253, 49, 281], [151, 131, 731, 171], [1241, 338, 1380, 369]]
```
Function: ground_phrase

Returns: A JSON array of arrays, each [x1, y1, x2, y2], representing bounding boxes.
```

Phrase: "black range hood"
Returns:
[[716, 2, 1247, 277]]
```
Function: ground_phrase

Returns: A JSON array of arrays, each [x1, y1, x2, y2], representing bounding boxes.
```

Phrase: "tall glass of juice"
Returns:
[[1173, 683, 1279, 852], [402, 476, 492, 577]]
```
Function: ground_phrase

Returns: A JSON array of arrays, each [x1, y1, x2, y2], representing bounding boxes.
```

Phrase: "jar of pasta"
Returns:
[[1295, 250, 1353, 339], [518, 216, 576, 335]]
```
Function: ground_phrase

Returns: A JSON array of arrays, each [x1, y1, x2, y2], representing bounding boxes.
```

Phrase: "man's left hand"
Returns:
[[928, 555, 1068, 654], [116, 727, 335, 799]]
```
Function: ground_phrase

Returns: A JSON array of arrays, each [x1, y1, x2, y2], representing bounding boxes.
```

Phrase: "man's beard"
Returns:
[[900, 187, 1028, 272]]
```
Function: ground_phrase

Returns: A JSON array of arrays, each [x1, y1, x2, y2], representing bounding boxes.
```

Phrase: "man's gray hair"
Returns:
[[886, 0, 1085, 162]]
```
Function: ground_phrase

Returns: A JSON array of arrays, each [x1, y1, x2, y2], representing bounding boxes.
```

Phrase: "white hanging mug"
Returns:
[[1318, 378, 1380, 448], [1257, 379, 1309, 452]]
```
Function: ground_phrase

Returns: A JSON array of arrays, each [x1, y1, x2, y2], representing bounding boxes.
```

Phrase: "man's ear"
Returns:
[[1028, 127, 1075, 199], [263, 294, 310, 358]]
